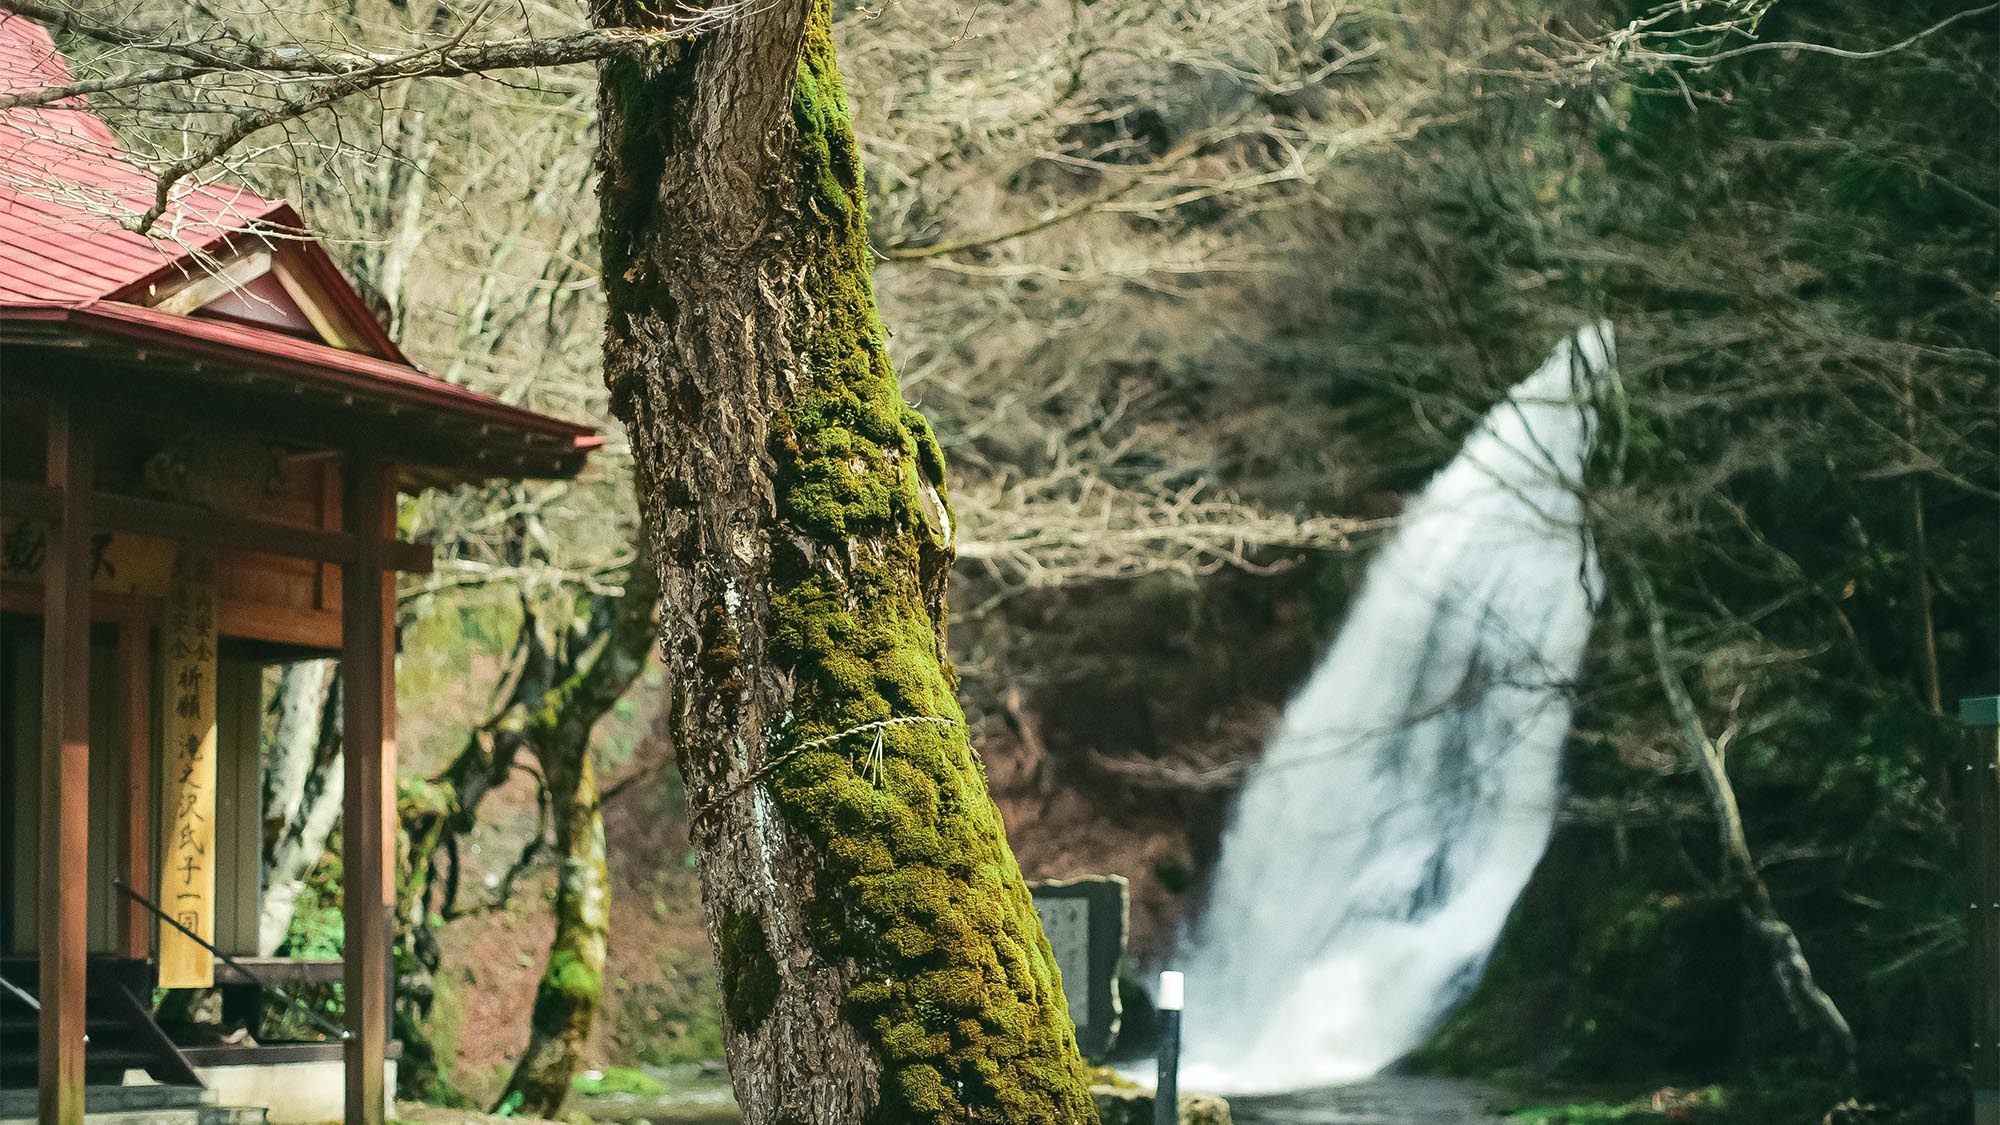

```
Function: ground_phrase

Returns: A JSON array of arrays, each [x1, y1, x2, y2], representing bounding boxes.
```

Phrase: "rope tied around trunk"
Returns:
[[688, 714, 961, 832]]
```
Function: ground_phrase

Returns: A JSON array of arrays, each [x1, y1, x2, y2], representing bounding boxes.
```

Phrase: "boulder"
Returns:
[[1089, 1084, 1232, 1125]]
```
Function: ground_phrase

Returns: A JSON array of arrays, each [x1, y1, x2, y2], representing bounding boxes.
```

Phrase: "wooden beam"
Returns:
[[213, 957, 346, 985], [148, 251, 274, 316], [99, 489, 352, 566], [0, 481, 434, 574], [0, 583, 149, 622], [270, 252, 369, 354], [0, 583, 344, 651], [38, 401, 91, 1125], [341, 457, 396, 1125], [118, 605, 154, 960], [2, 352, 589, 484], [95, 490, 434, 574], [216, 601, 342, 652]]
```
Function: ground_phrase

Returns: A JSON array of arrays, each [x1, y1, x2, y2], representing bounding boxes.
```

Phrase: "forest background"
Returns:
[[47, 0, 1998, 1121]]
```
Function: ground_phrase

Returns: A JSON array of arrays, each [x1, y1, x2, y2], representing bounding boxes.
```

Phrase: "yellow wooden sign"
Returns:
[[0, 519, 174, 596], [158, 548, 219, 989]]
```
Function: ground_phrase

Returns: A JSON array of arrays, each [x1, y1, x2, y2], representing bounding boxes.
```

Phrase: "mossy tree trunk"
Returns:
[[393, 556, 660, 1110], [497, 746, 608, 1115], [592, 2, 1096, 1121], [496, 562, 659, 1116]]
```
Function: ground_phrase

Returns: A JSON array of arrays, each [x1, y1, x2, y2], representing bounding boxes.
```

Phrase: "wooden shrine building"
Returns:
[[0, 17, 598, 1125]]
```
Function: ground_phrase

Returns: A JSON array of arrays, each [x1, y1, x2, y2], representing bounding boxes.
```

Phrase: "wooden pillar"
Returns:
[[39, 401, 91, 1125], [1967, 696, 2000, 1125], [341, 457, 397, 1125], [117, 606, 153, 960]]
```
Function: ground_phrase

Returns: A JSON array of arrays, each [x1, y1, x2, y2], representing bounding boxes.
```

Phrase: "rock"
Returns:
[[1089, 1084, 1232, 1125]]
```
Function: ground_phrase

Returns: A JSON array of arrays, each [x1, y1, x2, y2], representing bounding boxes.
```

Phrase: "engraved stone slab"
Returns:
[[1030, 874, 1129, 1059]]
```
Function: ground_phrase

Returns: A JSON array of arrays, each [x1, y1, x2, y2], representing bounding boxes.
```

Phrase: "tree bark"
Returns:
[[592, 2, 1097, 1121], [259, 660, 343, 955]]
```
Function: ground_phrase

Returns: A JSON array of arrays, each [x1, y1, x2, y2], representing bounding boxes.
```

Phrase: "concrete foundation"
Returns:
[[194, 1058, 395, 1125], [0, 1055, 393, 1125]]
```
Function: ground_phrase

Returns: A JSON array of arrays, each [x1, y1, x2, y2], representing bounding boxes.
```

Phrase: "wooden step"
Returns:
[[0, 1082, 210, 1122]]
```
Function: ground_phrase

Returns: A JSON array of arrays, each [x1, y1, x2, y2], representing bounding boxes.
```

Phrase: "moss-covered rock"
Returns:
[[571, 1066, 669, 1097], [1088, 1086, 1232, 1125]]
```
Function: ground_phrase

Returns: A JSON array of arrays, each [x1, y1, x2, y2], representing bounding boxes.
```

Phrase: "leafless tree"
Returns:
[[258, 660, 341, 955]]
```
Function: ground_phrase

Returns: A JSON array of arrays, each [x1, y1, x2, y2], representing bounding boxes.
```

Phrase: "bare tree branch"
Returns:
[[0, 0, 749, 231], [4, 0, 734, 82], [1612, 2, 1996, 68]]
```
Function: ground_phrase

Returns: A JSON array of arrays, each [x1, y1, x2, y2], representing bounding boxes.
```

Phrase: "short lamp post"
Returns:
[[1155, 970, 1184, 1125], [1965, 696, 1999, 1125]]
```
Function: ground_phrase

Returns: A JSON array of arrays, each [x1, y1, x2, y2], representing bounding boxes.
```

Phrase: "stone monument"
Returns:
[[1029, 874, 1129, 1059]]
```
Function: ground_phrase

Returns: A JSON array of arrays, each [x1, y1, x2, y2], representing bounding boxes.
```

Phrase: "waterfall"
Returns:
[[1175, 324, 1613, 1094]]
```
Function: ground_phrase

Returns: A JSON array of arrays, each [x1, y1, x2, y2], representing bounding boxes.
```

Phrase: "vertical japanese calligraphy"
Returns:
[[157, 548, 218, 988]]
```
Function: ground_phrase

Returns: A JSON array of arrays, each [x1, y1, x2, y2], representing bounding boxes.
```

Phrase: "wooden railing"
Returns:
[[0, 972, 37, 1011], [112, 877, 350, 1043]]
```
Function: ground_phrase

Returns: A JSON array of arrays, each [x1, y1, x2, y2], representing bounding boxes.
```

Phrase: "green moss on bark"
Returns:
[[598, 47, 698, 423], [754, 5, 1097, 1122], [720, 908, 780, 1033], [555, 950, 603, 1003]]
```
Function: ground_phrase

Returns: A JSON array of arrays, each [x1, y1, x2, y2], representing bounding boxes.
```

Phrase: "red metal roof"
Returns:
[[0, 15, 289, 304], [0, 15, 599, 464], [4, 302, 603, 449]]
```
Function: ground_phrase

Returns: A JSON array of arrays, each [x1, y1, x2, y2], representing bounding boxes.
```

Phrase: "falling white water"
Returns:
[[1173, 324, 1614, 1094]]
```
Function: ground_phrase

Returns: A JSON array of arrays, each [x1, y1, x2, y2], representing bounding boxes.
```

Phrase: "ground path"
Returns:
[[395, 1074, 1505, 1124], [1228, 1076, 1504, 1124]]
